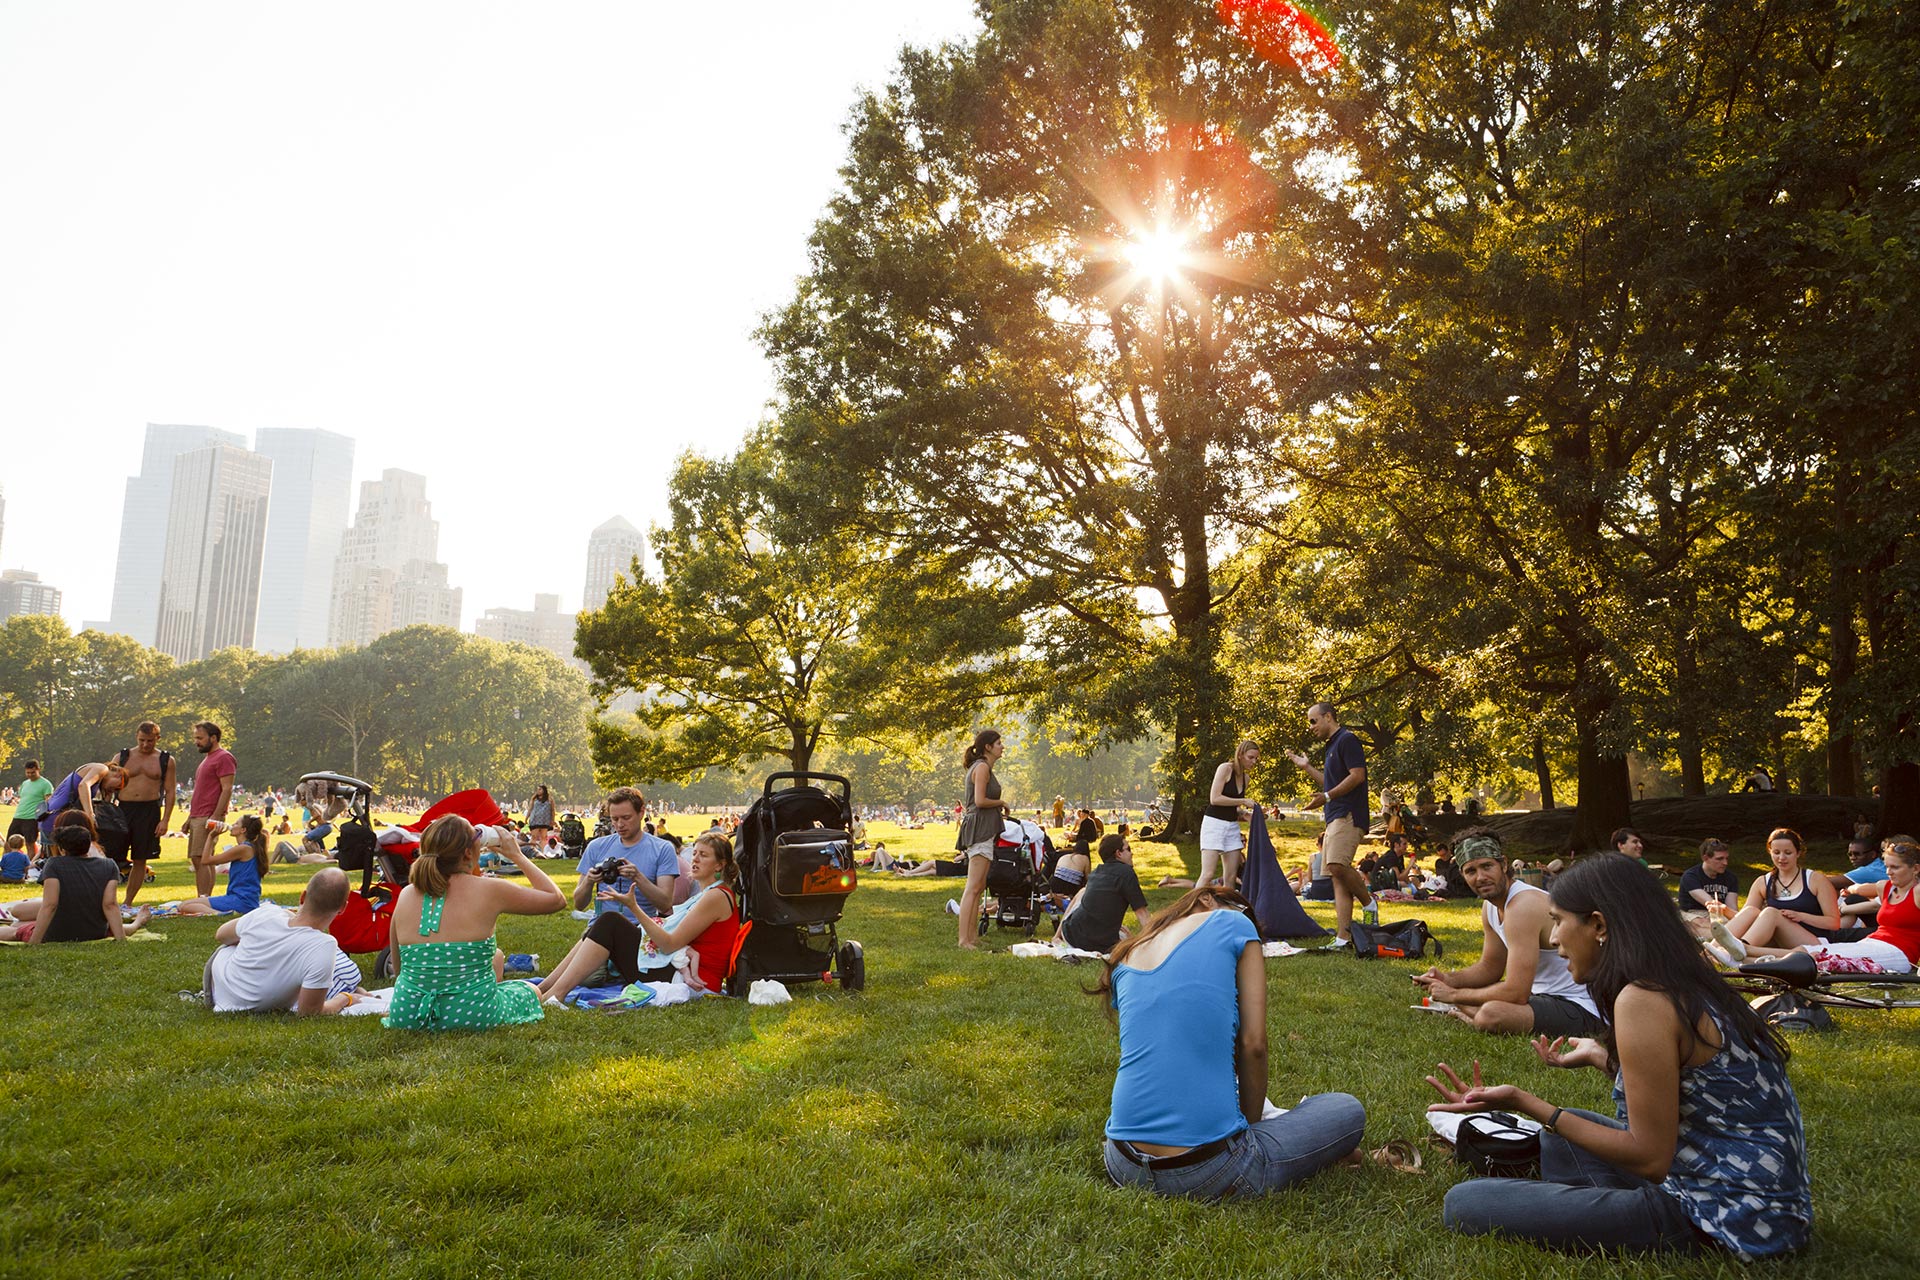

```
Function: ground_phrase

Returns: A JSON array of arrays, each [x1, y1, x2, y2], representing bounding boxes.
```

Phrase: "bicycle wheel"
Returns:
[[1803, 977, 1920, 1011]]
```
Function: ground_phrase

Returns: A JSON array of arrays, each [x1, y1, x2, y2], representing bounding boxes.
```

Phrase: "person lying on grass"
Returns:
[[1718, 838, 1919, 975], [382, 816, 566, 1031], [1426, 853, 1811, 1259], [1411, 829, 1604, 1038], [202, 867, 370, 1013], [535, 831, 744, 1002], [3, 824, 150, 944], [1096, 885, 1365, 1199], [176, 816, 269, 916]]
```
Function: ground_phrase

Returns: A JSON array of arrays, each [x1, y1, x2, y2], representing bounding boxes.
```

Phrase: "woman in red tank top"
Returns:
[[1741, 840, 1919, 974]]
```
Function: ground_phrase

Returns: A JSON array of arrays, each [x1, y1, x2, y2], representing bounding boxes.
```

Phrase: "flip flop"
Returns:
[[1369, 1139, 1425, 1174]]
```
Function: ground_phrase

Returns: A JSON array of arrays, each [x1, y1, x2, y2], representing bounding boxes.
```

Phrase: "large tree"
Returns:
[[759, 0, 1354, 832], [577, 441, 1030, 783]]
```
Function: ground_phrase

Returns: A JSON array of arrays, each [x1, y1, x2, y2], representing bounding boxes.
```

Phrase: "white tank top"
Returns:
[[1485, 881, 1596, 1014]]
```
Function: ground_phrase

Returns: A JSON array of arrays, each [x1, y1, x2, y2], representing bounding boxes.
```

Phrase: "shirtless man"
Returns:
[[112, 721, 176, 905], [1411, 829, 1604, 1037]]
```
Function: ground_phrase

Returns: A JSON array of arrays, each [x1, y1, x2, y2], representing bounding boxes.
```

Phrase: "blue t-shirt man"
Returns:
[[576, 830, 679, 925], [1, 847, 29, 882], [1846, 857, 1888, 886], [1322, 727, 1369, 831]]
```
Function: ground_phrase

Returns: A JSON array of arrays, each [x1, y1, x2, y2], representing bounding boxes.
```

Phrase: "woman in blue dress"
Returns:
[[1428, 853, 1812, 1258], [178, 815, 269, 915]]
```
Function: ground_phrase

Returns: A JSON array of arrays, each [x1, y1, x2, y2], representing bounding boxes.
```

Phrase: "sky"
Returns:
[[0, 0, 983, 629]]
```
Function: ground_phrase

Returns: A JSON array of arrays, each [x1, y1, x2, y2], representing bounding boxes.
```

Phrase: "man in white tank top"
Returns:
[[1411, 830, 1604, 1037]]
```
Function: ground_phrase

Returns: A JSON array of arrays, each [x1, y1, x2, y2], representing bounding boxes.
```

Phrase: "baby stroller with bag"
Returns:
[[557, 811, 588, 860], [978, 817, 1057, 939], [729, 772, 865, 995]]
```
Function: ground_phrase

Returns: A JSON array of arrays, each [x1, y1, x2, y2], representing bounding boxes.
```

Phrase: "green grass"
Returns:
[[3, 815, 1916, 1278]]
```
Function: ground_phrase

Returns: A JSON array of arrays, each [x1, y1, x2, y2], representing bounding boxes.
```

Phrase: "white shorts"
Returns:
[[1198, 816, 1244, 853], [1806, 937, 1914, 974], [964, 839, 994, 862]]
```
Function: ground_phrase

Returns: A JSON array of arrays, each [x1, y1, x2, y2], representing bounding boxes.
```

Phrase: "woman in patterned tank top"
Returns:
[[1425, 853, 1810, 1259]]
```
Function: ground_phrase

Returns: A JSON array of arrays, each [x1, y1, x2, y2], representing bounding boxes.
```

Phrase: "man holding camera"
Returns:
[[573, 787, 678, 926]]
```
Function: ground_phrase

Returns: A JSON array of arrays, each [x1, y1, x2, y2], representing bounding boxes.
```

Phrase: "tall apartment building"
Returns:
[[252, 428, 355, 653], [154, 443, 274, 661], [107, 424, 248, 644], [582, 515, 645, 613], [0, 569, 63, 621], [474, 593, 582, 667], [328, 469, 462, 648]]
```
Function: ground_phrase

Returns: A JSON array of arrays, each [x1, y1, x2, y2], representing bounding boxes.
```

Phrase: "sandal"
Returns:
[[1369, 1139, 1425, 1174]]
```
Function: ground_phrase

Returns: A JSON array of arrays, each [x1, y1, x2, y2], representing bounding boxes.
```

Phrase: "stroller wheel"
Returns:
[[374, 946, 396, 980], [836, 941, 865, 993]]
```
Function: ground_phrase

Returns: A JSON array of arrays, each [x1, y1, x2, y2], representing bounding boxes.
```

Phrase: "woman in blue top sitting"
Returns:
[[1427, 853, 1811, 1259], [177, 815, 269, 916], [1095, 885, 1366, 1199]]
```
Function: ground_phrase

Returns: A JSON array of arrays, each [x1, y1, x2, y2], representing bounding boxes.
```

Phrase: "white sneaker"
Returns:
[[1322, 937, 1352, 950], [945, 898, 962, 916]]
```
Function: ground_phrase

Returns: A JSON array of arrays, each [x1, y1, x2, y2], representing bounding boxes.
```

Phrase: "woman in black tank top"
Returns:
[[1195, 740, 1259, 892], [1727, 827, 1843, 949]]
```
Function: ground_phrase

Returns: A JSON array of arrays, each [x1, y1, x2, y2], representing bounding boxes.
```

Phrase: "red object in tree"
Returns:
[[1216, 0, 1343, 74]]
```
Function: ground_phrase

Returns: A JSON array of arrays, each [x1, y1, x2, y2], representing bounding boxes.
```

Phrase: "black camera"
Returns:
[[595, 860, 628, 883]]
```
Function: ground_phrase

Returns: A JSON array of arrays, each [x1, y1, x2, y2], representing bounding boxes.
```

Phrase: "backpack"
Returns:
[[1454, 1112, 1541, 1177], [1348, 918, 1441, 961], [1754, 989, 1834, 1033]]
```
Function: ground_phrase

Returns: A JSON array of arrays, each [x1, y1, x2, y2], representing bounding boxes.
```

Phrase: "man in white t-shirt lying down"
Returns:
[[202, 867, 369, 1014]]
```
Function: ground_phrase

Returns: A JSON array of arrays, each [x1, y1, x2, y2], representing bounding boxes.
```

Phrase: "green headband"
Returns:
[[1456, 834, 1503, 865]]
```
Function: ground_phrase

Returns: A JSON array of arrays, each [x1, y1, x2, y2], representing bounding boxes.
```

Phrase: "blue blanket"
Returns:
[[1239, 808, 1329, 939]]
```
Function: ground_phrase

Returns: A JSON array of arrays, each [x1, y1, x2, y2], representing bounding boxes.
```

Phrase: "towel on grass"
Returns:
[[341, 988, 395, 1017], [564, 979, 692, 1010], [1239, 808, 1330, 940], [1008, 939, 1107, 961], [1262, 940, 1311, 958], [3, 930, 167, 947]]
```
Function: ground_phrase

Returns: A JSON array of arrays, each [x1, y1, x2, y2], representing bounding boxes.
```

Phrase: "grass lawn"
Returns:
[[3, 812, 1916, 1278]]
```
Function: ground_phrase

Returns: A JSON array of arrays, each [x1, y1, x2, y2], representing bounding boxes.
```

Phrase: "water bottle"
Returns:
[[1363, 897, 1379, 927]]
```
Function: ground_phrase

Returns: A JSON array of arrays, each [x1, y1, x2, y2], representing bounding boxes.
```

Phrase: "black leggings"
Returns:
[[584, 913, 675, 985]]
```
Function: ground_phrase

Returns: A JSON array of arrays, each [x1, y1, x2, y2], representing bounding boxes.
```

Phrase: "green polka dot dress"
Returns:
[[382, 893, 542, 1031]]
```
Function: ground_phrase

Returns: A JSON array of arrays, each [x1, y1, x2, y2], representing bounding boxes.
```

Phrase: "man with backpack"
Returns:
[[112, 721, 176, 906], [1411, 829, 1604, 1037]]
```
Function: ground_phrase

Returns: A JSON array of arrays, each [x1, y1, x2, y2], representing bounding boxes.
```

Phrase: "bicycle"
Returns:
[[1726, 950, 1920, 1014]]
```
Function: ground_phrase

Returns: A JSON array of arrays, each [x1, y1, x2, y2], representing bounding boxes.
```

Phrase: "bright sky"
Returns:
[[0, 1, 981, 630]]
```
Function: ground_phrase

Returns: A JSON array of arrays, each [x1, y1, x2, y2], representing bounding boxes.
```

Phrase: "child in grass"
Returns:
[[177, 815, 269, 916]]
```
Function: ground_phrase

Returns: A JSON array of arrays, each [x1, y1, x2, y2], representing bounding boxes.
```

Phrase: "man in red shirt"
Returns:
[[184, 721, 237, 898]]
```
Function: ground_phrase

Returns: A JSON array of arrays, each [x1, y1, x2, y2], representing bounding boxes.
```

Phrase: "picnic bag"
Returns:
[[1454, 1112, 1542, 1178], [1348, 918, 1441, 960]]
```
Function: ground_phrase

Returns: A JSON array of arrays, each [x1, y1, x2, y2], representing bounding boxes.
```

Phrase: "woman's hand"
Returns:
[[1531, 1035, 1607, 1072], [1422, 1060, 1526, 1113], [596, 886, 638, 911]]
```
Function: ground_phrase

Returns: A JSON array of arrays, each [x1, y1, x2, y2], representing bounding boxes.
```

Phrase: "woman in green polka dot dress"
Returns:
[[384, 814, 566, 1031]]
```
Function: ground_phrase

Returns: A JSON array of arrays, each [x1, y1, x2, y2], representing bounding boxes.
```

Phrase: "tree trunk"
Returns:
[[1568, 721, 1632, 852], [1827, 571, 1860, 796], [1881, 762, 1920, 843], [1532, 731, 1556, 811], [787, 724, 813, 775]]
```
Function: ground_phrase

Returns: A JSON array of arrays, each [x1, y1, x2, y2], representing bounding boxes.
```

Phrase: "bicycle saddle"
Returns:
[[1737, 950, 1818, 988]]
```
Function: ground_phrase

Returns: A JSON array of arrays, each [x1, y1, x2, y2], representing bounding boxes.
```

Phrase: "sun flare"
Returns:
[[1122, 227, 1191, 282]]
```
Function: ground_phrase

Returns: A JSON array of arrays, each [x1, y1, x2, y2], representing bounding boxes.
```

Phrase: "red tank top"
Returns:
[[1869, 882, 1920, 963], [689, 885, 742, 988]]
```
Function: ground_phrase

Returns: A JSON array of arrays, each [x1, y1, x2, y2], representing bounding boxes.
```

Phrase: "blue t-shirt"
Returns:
[[1106, 909, 1260, 1147], [0, 849, 28, 882], [1322, 727, 1368, 829], [577, 832, 680, 924], [1847, 857, 1888, 886]]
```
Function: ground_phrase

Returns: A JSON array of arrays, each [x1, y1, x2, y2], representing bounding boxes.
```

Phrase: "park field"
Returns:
[[3, 815, 1916, 1279]]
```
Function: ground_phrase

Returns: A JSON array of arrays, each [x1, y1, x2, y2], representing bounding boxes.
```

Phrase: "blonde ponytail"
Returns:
[[410, 815, 474, 898]]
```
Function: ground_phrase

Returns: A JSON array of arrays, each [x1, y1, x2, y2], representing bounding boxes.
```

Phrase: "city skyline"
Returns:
[[0, 2, 984, 630]]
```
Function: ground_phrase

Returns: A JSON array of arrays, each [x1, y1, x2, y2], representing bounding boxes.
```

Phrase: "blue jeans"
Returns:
[[1105, 1093, 1366, 1200], [1445, 1110, 1704, 1253]]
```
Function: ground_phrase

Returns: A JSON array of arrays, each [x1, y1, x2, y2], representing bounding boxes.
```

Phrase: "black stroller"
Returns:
[[979, 818, 1058, 940], [557, 811, 588, 860], [729, 772, 865, 994]]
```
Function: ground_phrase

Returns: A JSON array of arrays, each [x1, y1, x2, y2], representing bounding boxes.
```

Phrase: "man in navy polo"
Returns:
[[1288, 702, 1373, 945]]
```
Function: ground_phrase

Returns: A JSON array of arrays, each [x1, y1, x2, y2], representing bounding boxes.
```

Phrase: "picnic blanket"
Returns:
[[563, 979, 693, 1011], [3, 930, 168, 946], [1239, 808, 1330, 940], [1008, 939, 1107, 961]]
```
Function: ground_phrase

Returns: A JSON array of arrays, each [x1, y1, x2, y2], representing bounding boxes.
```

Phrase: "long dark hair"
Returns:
[[963, 729, 1002, 769], [1088, 886, 1256, 1015], [1549, 853, 1786, 1064], [231, 814, 268, 877]]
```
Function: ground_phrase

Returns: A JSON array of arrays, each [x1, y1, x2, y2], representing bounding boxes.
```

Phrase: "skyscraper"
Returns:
[[583, 515, 645, 613], [475, 593, 582, 668], [107, 423, 247, 644], [329, 469, 462, 648], [252, 428, 355, 653], [0, 570, 63, 621], [154, 443, 274, 662]]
